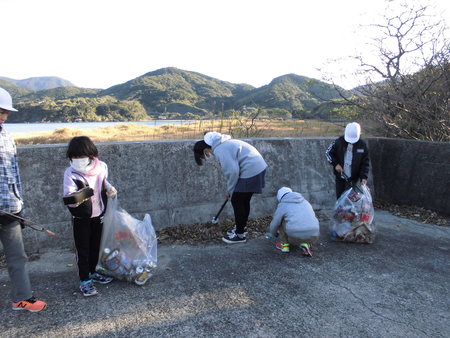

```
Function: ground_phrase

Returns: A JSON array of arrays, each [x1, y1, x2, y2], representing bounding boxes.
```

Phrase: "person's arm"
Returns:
[[359, 142, 370, 182], [326, 139, 343, 174], [11, 149, 23, 197], [269, 205, 284, 236], [325, 140, 338, 167], [102, 162, 116, 197], [63, 171, 79, 196], [11, 150, 25, 216], [215, 150, 240, 196]]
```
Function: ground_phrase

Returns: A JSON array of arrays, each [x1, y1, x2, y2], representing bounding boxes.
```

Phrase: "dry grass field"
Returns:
[[12, 119, 370, 145]]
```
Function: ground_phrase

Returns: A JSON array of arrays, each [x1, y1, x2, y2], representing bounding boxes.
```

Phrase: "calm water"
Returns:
[[4, 120, 190, 134]]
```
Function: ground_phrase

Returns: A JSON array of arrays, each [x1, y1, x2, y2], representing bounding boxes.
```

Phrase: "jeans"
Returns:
[[0, 215, 32, 302]]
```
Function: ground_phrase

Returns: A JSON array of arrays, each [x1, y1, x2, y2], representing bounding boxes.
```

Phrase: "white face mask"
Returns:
[[71, 158, 91, 173]]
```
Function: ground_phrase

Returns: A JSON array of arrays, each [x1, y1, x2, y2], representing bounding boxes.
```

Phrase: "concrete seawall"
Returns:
[[2, 137, 448, 251], [368, 138, 450, 213]]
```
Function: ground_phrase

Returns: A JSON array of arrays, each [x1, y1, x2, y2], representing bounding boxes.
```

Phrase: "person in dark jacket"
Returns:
[[325, 122, 370, 199]]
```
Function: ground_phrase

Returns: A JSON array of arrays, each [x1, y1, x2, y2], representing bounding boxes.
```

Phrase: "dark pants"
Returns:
[[231, 192, 254, 234], [335, 177, 355, 199], [72, 216, 103, 282]]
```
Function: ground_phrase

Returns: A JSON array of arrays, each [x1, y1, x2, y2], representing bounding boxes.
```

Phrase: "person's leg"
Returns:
[[0, 219, 32, 302], [72, 217, 92, 282], [88, 217, 113, 284], [231, 192, 253, 234], [88, 216, 103, 275], [276, 222, 290, 253], [335, 177, 347, 199], [278, 222, 288, 243]]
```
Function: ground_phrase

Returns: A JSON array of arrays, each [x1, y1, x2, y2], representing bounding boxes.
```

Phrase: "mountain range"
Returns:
[[1, 68, 348, 122], [0, 76, 74, 91]]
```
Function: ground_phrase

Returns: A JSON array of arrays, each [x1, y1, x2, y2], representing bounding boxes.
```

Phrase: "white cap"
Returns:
[[0, 87, 18, 112], [204, 131, 221, 146], [277, 187, 292, 201], [344, 122, 361, 144]]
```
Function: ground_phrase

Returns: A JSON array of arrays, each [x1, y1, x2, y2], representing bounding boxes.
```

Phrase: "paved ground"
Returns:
[[1, 210, 449, 338]]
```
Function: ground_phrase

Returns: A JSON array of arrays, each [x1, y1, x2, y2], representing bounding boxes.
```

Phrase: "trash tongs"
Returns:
[[0, 211, 57, 237], [340, 172, 364, 194]]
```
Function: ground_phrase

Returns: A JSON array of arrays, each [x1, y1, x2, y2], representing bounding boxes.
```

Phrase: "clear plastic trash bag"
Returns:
[[329, 183, 375, 243], [96, 197, 157, 284]]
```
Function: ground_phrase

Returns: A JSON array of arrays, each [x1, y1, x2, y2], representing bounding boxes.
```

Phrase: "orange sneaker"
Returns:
[[12, 297, 47, 312]]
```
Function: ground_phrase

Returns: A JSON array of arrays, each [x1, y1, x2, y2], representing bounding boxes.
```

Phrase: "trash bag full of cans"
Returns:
[[96, 197, 157, 285], [329, 183, 375, 243]]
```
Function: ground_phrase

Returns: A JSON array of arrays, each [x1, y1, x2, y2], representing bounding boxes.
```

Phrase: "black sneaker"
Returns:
[[222, 232, 247, 244]]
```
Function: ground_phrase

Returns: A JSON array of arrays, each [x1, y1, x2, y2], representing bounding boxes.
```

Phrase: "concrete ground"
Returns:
[[1, 210, 449, 338]]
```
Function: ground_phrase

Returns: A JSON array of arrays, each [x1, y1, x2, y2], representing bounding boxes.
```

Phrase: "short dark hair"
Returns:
[[193, 140, 211, 165], [66, 136, 98, 159]]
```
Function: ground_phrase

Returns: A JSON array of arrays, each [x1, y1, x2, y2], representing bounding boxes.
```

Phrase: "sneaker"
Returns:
[[227, 225, 248, 237], [90, 272, 113, 284], [276, 242, 290, 253], [300, 243, 313, 257], [80, 280, 98, 297], [11, 297, 47, 312], [222, 232, 247, 244]]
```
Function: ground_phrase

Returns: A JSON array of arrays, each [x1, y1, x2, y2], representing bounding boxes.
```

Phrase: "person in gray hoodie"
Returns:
[[193, 132, 267, 243], [268, 187, 320, 256]]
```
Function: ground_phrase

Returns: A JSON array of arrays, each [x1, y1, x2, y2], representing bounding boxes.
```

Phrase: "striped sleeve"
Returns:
[[325, 140, 336, 165]]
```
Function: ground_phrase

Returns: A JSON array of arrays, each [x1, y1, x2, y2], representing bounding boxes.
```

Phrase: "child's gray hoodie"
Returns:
[[269, 192, 320, 239], [205, 132, 267, 195]]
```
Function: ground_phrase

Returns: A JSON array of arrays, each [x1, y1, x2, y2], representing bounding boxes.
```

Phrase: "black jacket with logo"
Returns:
[[325, 136, 370, 180]]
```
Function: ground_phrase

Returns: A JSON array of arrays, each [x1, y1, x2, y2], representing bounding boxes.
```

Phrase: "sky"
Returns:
[[1, 0, 449, 90]]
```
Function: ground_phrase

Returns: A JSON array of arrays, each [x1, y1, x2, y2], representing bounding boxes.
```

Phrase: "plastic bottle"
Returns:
[[105, 249, 121, 271], [100, 248, 111, 264]]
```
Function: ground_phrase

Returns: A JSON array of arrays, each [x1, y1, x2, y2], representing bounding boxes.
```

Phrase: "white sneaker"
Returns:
[[227, 225, 248, 237]]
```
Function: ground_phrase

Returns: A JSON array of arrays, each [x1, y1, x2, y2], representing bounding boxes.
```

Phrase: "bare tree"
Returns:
[[331, 1, 450, 141]]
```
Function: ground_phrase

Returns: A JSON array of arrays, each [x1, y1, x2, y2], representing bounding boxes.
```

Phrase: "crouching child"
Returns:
[[268, 187, 320, 256]]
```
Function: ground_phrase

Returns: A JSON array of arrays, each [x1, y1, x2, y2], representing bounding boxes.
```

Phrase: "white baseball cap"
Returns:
[[0, 87, 18, 112], [277, 187, 292, 201], [344, 122, 361, 144]]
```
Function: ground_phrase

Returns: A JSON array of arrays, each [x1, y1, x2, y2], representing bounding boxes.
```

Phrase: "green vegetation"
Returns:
[[3, 68, 350, 123], [10, 96, 148, 123]]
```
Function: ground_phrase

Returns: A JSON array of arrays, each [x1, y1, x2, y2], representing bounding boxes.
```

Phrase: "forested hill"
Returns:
[[100, 67, 256, 115], [2, 68, 348, 122], [0, 76, 74, 91], [233, 74, 345, 118]]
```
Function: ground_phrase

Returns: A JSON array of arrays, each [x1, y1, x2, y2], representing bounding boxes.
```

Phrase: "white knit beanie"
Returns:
[[277, 187, 292, 201]]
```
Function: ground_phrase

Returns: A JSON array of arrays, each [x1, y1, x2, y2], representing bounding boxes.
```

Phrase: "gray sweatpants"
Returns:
[[0, 217, 32, 302], [278, 222, 318, 246]]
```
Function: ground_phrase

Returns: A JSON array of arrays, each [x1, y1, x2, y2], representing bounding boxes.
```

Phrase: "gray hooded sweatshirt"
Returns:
[[269, 192, 320, 239], [205, 132, 268, 195]]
